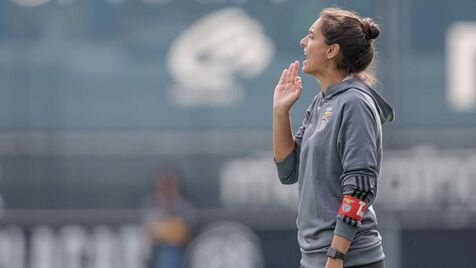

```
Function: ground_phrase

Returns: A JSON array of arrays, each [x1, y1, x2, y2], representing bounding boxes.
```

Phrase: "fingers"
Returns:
[[288, 62, 295, 83], [280, 61, 300, 85], [295, 77, 303, 97], [285, 62, 292, 83], [295, 76, 302, 89], [278, 69, 287, 85], [289, 60, 299, 82]]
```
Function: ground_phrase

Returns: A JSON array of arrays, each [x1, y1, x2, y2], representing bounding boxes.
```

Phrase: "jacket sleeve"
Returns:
[[274, 97, 317, 185], [334, 95, 380, 241]]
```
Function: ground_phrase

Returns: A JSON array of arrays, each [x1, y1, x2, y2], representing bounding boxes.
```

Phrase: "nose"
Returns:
[[300, 35, 308, 48]]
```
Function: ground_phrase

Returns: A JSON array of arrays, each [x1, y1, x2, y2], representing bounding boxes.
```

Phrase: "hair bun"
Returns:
[[361, 18, 380, 40]]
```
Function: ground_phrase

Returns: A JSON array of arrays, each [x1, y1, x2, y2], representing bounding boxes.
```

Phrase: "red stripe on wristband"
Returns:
[[338, 195, 367, 221]]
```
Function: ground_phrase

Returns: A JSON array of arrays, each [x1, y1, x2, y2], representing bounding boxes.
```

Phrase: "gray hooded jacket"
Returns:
[[275, 78, 395, 267]]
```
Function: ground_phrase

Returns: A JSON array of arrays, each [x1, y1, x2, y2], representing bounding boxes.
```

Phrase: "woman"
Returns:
[[273, 7, 395, 268]]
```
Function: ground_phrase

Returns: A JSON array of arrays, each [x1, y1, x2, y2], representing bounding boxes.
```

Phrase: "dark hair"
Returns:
[[320, 7, 380, 85]]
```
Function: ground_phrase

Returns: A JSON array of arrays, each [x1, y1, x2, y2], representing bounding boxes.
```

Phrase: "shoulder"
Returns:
[[337, 89, 378, 124], [338, 89, 374, 111], [340, 88, 368, 102]]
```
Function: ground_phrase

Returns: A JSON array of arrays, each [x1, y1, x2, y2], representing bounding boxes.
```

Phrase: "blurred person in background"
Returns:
[[142, 167, 197, 268], [273, 7, 394, 268]]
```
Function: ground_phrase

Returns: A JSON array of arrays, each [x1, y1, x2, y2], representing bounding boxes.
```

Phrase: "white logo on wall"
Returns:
[[0, 225, 146, 268], [377, 146, 476, 212], [446, 22, 476, 112], [187, 222, 264, 268], [167, 7, 275, 107], [220, 152, 298, 210]]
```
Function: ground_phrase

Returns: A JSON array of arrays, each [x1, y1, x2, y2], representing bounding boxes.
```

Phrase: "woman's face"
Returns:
[[300, 18, 331, 76]]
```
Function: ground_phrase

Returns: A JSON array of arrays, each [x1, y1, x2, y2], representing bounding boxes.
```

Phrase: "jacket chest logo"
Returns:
[[317, 107, 332, 132]]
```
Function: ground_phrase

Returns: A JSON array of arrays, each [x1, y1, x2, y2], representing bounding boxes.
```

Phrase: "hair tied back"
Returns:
[[361, 18, 380, 41]]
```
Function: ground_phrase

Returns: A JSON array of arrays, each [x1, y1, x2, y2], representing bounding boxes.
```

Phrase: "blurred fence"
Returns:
[[0, 208, 297, 268], [1, 206, 476, 268]]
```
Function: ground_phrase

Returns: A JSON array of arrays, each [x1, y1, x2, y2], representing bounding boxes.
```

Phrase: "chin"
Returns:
[[302, 66, 315, 75], [302, 61, 316, 74]]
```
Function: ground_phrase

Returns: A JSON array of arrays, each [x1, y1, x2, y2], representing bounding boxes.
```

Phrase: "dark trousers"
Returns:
[[300, 259, 385, 268], [347, 260, 386, 268]]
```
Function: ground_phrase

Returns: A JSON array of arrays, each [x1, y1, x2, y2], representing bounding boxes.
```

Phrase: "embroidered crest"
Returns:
[[317, 107, 332, 131], [343, 204, 352, 213]]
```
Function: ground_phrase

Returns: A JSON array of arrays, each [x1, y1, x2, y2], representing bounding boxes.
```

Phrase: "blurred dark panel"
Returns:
[[402, 229, 475, 268]]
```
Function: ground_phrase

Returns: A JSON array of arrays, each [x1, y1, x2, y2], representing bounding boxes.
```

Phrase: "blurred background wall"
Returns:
[[1, 0, 476, 267]]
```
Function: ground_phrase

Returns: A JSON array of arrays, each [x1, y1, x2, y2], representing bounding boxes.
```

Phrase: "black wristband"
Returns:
[[327, 247, 346, 260]]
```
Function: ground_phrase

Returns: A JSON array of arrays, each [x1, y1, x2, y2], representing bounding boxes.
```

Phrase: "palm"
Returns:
[[273, 61, 303, 111]]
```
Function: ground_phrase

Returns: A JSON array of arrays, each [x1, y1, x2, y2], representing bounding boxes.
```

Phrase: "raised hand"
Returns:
[[273, 61, 303, 112]]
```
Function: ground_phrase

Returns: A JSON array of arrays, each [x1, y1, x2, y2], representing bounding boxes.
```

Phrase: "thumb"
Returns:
[[296, 77, 302, 90]]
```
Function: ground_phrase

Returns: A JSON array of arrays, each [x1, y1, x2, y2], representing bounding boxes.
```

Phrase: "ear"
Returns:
[[326, 43, 340, 59]]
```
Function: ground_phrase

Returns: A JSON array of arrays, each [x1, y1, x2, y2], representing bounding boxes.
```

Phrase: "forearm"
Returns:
[[325, 234, 351, 267], [273, 107, 295, 161], [330, 234, 352, 254]]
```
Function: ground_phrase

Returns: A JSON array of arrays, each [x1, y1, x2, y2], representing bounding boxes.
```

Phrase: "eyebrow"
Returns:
[[309, 28, 316, 35]]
